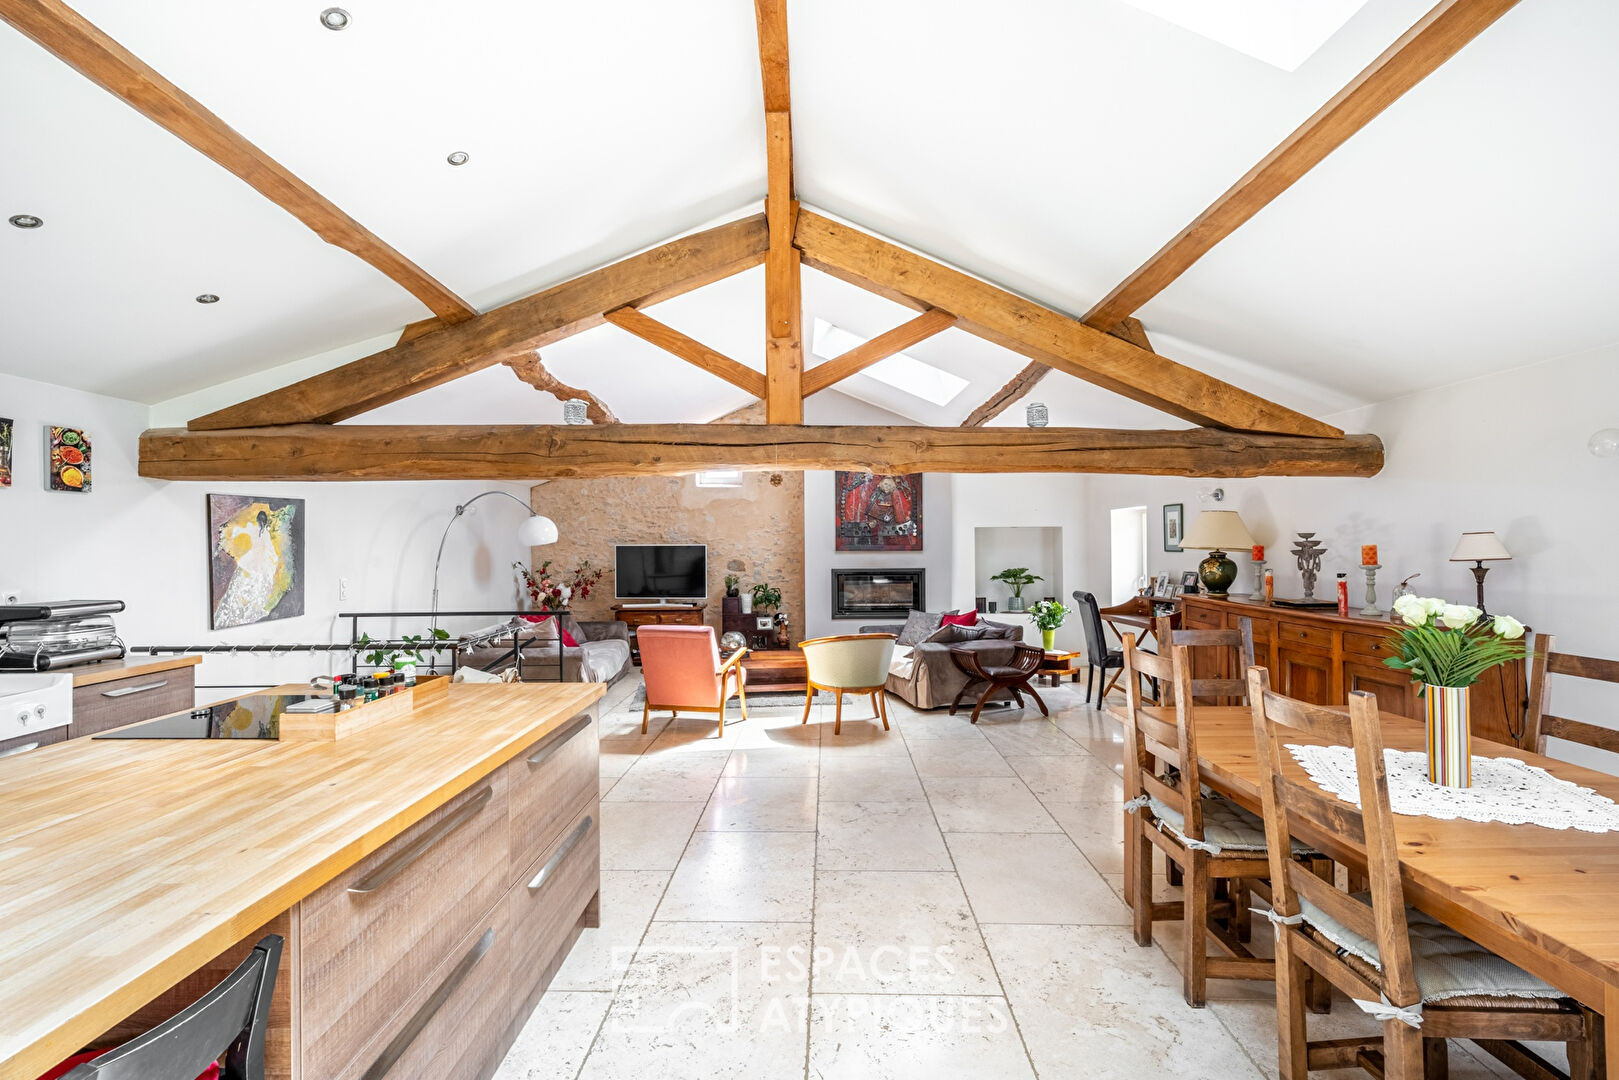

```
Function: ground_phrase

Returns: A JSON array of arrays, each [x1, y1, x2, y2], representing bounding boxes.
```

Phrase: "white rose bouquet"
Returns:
[[1385, 594, 1526, 689]]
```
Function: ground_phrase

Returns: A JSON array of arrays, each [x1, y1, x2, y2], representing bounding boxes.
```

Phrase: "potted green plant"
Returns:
[[724, 574, 740, 598], [1028, 599, 1068, 652], [750, 582, 783, 614], [1385, 595, 1525, 788], [358, 627, 451, 682], [990, 567, 1043, 613]]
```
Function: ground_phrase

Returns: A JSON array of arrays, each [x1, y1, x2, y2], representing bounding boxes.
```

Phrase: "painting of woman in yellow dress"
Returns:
[[208, 495, 305, 629]]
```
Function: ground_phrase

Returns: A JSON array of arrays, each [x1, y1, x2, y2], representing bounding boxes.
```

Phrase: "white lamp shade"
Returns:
[[1179, 510, 1255, 552], [1449, 531, 1510, 562], [517, 514, 559, 547]]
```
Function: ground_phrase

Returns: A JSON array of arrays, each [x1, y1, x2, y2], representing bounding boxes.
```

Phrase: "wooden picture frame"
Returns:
[[1163, 503, 1184, 552]]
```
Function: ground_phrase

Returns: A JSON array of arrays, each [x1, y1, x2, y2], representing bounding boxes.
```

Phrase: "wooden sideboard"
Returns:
[[611, 603, 706, 663], [1179, 595, 1528, 747]]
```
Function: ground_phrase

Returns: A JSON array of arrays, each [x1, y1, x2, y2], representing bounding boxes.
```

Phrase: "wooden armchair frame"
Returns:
[[641, 645, 750, 736]]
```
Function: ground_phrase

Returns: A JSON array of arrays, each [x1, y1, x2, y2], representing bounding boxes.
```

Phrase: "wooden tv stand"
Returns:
[[611, 603, 707, 664]]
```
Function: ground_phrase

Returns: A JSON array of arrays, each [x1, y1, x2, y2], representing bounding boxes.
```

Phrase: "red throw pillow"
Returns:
[[940, 611, 978, 628], [520, 614, 578, 647]]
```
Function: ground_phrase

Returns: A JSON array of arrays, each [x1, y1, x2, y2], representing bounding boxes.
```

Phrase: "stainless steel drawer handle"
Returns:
[[528, 814, 593, 892], [360, 926, 495, 1080], [101, 680, 168, 698], [348, 786, 493, 895], [0, 742, 40, 758], [526, 714, 592, 768]]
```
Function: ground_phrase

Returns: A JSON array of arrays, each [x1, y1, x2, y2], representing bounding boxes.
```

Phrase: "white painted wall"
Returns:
[[0, 370, 532, 694], [1082, 343, 1619, 766]]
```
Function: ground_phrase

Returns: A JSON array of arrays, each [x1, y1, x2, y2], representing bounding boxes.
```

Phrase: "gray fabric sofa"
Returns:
[[460, 616, 633, 684], [860, 612, 1028, 710]]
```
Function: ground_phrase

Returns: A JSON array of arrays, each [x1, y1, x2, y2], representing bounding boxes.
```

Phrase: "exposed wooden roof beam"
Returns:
[[0, 0, 477, 324], [603, 307, 767, 399], [964, 318, 1149, 427], [796, 211, 1340, 438], [140, 424, 1383, 482], [1083, 0, 1523, 330], [754, 0, 803, 422], [504, 354, 619, 424], [187, 215, 767, 430], [802, 309, 957, 397]]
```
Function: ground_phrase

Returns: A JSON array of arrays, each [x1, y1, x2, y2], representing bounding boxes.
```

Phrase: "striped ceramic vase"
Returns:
[[1425, 684, 1471, 788]]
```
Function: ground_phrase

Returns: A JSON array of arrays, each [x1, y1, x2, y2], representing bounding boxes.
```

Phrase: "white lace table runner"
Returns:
[[1285, 745, 1619, 832]]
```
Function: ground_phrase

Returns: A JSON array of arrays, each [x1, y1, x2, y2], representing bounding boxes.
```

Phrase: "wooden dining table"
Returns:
[[1117, 703, 1619, 1075]]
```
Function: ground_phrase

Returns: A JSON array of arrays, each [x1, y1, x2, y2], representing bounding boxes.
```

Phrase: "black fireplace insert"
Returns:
[[831, 568, 926, 620]]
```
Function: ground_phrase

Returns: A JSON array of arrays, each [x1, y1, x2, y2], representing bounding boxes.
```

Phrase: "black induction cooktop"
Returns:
[[93, 693, 325, 740]]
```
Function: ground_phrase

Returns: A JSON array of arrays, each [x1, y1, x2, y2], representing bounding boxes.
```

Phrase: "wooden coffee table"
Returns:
[[737, 648, 808, 693], [1037, 650, 1082, 687]]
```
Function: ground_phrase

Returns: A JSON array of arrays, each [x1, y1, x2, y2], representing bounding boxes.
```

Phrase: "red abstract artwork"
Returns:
[[834, 471, 923, 552]]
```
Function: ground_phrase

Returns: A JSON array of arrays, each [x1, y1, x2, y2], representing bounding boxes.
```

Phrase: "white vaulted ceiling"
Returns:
[[3, 0, 1616, 425]]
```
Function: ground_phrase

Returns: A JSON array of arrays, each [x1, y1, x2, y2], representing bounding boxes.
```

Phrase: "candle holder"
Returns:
[[1249, 560, 1267, 602], [1360, 564, 1382, 617]]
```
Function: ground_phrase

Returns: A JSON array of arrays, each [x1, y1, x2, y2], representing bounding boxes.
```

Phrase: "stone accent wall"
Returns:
[[526, 413, 805, 634]]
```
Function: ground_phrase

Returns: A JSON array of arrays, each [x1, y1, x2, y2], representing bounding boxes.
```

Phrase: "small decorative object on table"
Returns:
[[720, 630, 748, 652], [1359, 562, 1382, 616], [750, 582, 782, 614], [1180, 570, 1200, 595], [1291, 532, 1327, 599], [724, 574, 740, 597], [1024, 401, 1049, 427], [1386, 594, 1526, 788], [1448, 531, 1512, 615], [990, 567, 1042, 613], [1028, 598, 1068, 651], [1248, 543, 1266, 601], [1179, 510, 1254, 598], [1335, 572, 1349, 617]]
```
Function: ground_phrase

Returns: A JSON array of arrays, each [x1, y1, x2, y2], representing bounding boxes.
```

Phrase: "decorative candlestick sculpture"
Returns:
[[1249, 560, 1267, 602], [1360, 564, 1382, 616], [1291, 533, 1328, 599]]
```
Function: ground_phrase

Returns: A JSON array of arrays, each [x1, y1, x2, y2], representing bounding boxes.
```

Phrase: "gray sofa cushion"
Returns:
[[897, 610, 948, 647]]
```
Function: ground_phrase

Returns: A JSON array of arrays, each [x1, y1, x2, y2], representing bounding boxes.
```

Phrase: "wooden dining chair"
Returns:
[[1155, 615, 1257, 705], [1246, 669, 1600, 1080], [1121, 634, 1328, 1008], [1526, 634, 1619, 764]]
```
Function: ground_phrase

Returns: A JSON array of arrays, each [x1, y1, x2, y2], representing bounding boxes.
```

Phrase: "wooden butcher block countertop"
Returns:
[[0, 680, 604, 1080]]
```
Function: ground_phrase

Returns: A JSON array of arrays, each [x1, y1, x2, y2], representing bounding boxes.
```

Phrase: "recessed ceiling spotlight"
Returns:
[[195, 293, 220, 304], [319, 7, 350, 30], [446, 151, 469, 166], [8, 214, 43, 229]]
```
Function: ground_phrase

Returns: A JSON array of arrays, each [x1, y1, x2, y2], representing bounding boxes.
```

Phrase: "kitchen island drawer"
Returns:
[[300, 771, 510, 1080], [508, 803, 600, 1013], [507, 710, 597, 884], [350, 905, 512, 1080], [70, 668, 194, 737]]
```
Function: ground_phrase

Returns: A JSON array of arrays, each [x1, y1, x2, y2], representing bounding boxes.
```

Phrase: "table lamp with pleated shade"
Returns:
[[1181, 510, 1256, 598]]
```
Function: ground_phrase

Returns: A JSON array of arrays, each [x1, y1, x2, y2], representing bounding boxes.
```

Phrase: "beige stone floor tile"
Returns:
[[494, 990, 613, 1080], [923, 775, 1061, 833], [698, 777, 818, 832], [721, 746, 819, 778], [602, 751, 728, 802], [907, 739, 1016, 778], [1003, 753, 1124, 801], [978, 719, 1089, 757], [811, 871, 1000, 995], [550, 870, 671, 992], [656, 830, 815, 922], [948, 832, 1128, 925], [581, 921, 811, 1080], [598, 801, 703, 871], [817, 755, 926, 802], [816, 800, 952, 871], [1041, 800, 1126, 873], [807, 994, 1034, 1079], [983, 923, 1263, 1079]]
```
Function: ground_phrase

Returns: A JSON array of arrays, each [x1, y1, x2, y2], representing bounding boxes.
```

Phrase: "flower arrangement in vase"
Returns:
[[514, 559, 604, 611], [1028, 599, 1068, 651], [1385, 595, 1526, 788]]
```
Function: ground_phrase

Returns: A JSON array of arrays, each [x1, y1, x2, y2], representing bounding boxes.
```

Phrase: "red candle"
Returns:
[[1361, 544, 1378, 566], [1251, 544, 1265, 561]]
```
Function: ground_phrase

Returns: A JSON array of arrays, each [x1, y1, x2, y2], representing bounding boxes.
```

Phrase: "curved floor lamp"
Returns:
[[430, 491, 558, 630]]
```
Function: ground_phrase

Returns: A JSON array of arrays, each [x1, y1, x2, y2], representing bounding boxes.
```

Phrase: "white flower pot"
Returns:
[[741, 595, 753, 614]]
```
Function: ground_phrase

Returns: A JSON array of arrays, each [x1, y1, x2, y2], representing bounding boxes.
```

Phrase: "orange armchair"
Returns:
[[638, 625, 750, 736]]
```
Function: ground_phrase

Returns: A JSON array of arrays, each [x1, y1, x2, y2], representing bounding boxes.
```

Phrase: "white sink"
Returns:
[[0, 673, 73, 747]]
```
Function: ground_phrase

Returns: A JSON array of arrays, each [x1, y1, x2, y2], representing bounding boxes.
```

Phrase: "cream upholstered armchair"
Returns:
[[798, 634, 897, 735]]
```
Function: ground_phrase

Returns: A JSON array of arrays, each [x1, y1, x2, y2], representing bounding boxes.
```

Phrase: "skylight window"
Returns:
[[1112, 0, 1370, 71], [811, 318, 969, 407], [694, 469, 744, 488]]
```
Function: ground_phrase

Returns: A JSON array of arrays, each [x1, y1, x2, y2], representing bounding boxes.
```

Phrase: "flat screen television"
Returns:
[[614, 544, 707, 601]]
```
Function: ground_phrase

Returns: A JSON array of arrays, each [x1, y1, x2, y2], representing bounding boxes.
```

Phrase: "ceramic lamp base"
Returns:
[[1197, 550, 1238, 597]]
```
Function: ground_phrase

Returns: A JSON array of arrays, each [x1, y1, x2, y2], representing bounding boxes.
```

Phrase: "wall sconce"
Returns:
[[1589, 429, 1619, 458]]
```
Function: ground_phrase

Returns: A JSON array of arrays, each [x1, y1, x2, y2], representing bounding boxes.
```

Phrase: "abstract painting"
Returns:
[[0, 418, 11, 487], [835, 471, 923, 552], [209, 494, 305, 629], [47, 425, 89, 492]]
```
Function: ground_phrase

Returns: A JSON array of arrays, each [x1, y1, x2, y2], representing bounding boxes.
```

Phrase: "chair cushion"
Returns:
[[1148, 794, 1274, 853], [1297, 894, 1567, 1004]]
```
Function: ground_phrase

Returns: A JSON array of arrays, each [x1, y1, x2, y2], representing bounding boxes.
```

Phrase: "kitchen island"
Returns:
[[0, 680, 604, 1080]]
